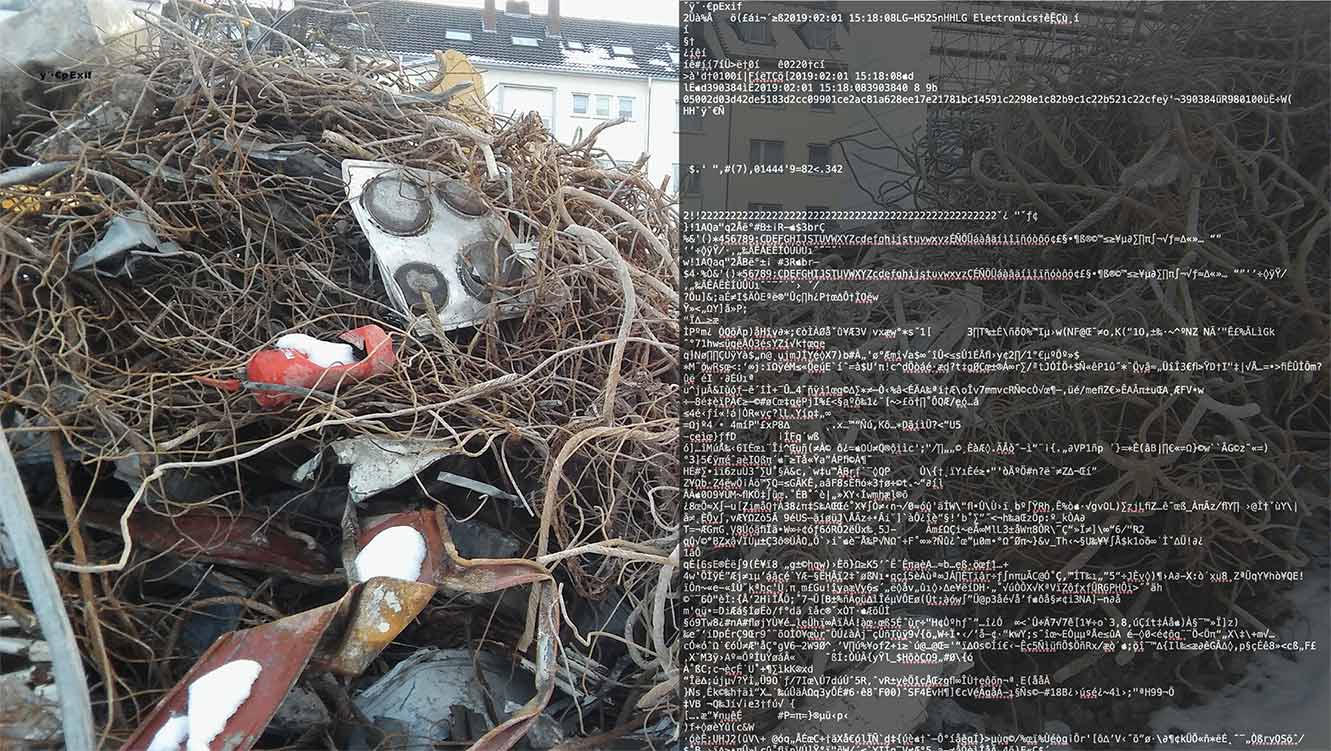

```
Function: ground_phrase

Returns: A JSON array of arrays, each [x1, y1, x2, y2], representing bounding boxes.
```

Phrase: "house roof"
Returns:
[[700, 1, 847, 64], [319, 0, 679, 79]]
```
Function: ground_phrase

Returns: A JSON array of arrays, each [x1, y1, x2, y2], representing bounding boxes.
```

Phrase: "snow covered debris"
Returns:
[[146, 714, 188, 751], [1150, 563, 1331, 750], [186, 659, 262, 751], [354, 525, 428, 582], [274, 333, 357, 367]]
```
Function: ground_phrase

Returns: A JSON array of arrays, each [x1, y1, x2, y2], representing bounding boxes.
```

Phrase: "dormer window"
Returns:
[[512, 36, 539, 47], [798, 22, 837, 49], [445, 29, 471, 42], [611, 45, 633, 56], [734, 19, 773, 44]]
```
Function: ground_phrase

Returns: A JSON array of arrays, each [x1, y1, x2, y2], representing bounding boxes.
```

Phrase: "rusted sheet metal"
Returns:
[[362, 508, 549, 592], [124, 507, 562, 750], [121, 599, 347, 751], [82, 509, 336, 583], [316, 577, 435, 677], [326, 508, 549, 678], [433, 508, 549, 594]]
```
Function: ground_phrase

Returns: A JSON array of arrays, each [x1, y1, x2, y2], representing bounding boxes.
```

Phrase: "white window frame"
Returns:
[[749, 139, 785, 166], [572, 92, 590, 116], [811, 79, 835, 112], [617, 96, 635, 120], [680, 165, 701, 196], [445, 29, 471, 42], [594, 94, 611, 118], [511, 36, 540, 47], [749, 75, 784, 109], [498, 84, 556, 130]]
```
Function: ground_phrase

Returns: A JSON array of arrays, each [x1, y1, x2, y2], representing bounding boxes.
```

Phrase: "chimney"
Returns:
[[546, 0, 560, 37], [482, 0, 496, 31]]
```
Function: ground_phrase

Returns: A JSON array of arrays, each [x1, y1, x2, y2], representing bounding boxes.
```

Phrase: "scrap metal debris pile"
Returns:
[[0, 5, 679, 749]]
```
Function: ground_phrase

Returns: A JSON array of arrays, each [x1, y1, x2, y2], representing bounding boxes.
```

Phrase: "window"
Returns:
[[499, 85, 554, 129], [811, 80, 834, 112], [749, 75, 783, 109], [611, 45, 634, 56], [799, 22, 837, 49], [808, 143, 830, 167], [678, 101, 702, 132], [566, 40, 585, 50], [669, 51, 680, 65], [681, 168, 702, 196], [595, 94, 611, 118], [445, 29, 471, 42], [618, 96, 635, 120], [511, 36, 539, 47], [674, 163, 701, 195], [573, 93, 589, 115], [734, 19, 773, 44], [749, 139, 785, 166]]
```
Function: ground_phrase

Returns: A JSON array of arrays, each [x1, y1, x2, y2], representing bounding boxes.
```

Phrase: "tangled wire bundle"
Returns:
[[0, 5, 679, 746]]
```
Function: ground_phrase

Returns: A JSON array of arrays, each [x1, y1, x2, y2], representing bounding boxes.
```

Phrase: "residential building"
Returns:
[[684, 2, 933, 213], [313, 0, 681, 192], [684, 1, 1134, 214]]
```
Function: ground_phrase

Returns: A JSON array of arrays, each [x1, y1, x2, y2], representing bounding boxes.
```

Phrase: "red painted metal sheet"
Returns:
[[83, 509, 335, 583], [122, 598, 346, 751]]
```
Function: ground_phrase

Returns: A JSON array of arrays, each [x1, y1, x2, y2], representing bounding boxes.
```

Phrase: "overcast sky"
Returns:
[[442, 0, 679, 27]]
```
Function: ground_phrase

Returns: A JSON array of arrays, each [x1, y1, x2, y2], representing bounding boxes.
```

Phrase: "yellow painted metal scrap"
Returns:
[[431, 49, 489, 112]]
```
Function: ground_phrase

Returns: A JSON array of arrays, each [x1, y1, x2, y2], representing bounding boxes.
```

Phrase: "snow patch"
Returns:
[[146, 714, 188, 751], [186, 659, 262, 751], [1150, 563, 1330, 749], [562, 44, 639, 70], [355, 526, 427, 582], [274, 333, 357, 367]]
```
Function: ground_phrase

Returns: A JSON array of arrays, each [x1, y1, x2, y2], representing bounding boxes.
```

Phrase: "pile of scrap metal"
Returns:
[[0, 0, 679, 748]]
